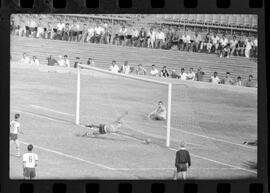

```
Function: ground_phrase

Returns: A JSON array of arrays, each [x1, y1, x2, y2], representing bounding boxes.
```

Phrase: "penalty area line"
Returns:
[[19, 141, 115, 171], [168, 147, 257, 174], [30, 105, 74, 116], [14, 107, 257, 175], [169, 127, 257, 150], [17, 105, 256, 150], [115, 167, 241, 171]]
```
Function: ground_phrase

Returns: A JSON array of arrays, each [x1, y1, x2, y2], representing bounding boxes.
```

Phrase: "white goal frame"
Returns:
[[76, 64, 172, 147]]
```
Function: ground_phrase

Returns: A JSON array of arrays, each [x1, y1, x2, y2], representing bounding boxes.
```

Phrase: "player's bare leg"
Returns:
[[111, 111, 128, 124], [173, 169, 178, 180], [182, 171, 187, 180], [147, 111, 156, 119], [15, 139, 20, 156]]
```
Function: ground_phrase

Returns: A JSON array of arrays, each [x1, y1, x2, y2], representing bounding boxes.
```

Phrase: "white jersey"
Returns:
[[156, 105, 167, 119], [109, 65, 120, 73], [180, 72, 188, 80], [23, 153, 38, 168], [210, 76, 220, 84], [10, 120, 20, 134]]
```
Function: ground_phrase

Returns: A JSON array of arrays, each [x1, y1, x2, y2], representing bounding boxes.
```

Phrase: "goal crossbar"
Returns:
[[76, 64, 172, 147], [78, 64, 171, 85]]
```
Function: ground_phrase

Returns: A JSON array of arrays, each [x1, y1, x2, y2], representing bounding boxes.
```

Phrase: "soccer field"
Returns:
[[10, 62, 257, 180]]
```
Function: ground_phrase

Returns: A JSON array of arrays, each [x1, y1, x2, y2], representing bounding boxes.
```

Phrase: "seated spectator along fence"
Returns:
[[11, 14, 258, 59]]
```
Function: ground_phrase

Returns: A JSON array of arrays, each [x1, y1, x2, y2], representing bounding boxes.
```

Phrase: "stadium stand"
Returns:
[[11, 36, 257, 86], [11, 14, 257, 87]]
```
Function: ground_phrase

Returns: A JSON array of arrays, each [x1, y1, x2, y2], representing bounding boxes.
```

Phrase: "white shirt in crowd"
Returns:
[[95, 26, 105, 35], [253, 39, 258, 47], [132, 29, 139, 37], [21, 56, 30, 65], [156, 31, 165, 42], [57, 23, 65, 31], [109, 64, 120, 73], [230, 39, 238, 47], [87, 27, 95, 37], [180, 72, 188, 80], [75, 24, 81, 31], [23, 153, 38, 168], [148, 31, 156, 41], [121, 65, 131, 74], [30, 59, 39, 65], [63, 59, 70, 68], [150, 68, 159, 76], [219, 37, 228, 47], [210, 76, 220, 84], [119, 28, 128, 36], [245, 40, 252, 50], [212, 36, 220, 44], [10, 120, 20, 134], [103, 23, 108, 29], [36, 27, 44, 38], [29, 20, 37, 28], [187, 72, 196, 80], [182, 35, 191, 43]]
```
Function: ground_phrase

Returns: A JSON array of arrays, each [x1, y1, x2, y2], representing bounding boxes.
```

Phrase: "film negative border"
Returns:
[[0, 0, 268, 193]]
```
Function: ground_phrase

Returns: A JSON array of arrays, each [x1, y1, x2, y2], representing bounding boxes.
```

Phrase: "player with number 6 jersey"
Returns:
[[23, 144, 38, 179]]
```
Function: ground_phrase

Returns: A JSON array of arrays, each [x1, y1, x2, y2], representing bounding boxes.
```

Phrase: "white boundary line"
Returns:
[[115, 167, 241, 171], [30, 105, 74, 116], [168, 147, 257, 174], [19, 141, 115, 170], [15, 109, 57, 122], [28, 105, 256, 150], [169, 126, 257, 150], [17, 141, 238, 172], [13, 108, 257, 175]]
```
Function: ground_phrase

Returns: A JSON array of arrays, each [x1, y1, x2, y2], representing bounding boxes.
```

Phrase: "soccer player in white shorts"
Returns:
[[23, 144, 38, 179], [10, 113, 22, 156], [80, 112, 128, 137], [148, 101, 167, 121]]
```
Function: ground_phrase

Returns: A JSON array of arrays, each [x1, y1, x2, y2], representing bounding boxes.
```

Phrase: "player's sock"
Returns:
[[85, 124, 93, 128]]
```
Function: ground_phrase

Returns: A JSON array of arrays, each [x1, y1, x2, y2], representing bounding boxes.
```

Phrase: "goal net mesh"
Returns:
[[78, 66, 200, 149]]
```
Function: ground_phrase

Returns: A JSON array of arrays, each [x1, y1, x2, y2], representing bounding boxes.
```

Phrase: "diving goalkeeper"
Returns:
[[80, 111, 128, 137]]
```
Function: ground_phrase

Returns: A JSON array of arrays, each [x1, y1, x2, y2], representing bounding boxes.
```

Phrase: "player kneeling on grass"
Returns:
[[10, 113, 23, 157], [173, 141, 191, 180], [148, 101, 167, 121], [80, 112, 128, 137], [23, 144, 38, 180]]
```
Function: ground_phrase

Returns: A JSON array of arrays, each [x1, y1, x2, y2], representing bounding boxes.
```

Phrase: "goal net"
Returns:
[[75, 64, 197, 148]]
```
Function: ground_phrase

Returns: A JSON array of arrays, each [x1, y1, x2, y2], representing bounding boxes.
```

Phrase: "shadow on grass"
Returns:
[[241, 161, 257, 170], [74, 133, 127, 142]]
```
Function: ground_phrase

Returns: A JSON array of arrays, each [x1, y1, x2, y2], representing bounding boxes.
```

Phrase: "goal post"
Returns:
[[75, 64, 172, 147]]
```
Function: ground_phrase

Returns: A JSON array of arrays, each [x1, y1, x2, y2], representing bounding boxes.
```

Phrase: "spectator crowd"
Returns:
[[11, 15, 258, 59], [19, 52, 257, 88]]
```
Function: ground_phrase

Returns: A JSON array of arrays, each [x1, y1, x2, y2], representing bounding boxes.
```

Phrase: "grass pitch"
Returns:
[[10, 62, 257, 180]]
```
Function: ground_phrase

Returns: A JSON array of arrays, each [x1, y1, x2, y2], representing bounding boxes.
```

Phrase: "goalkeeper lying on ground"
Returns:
[[79, 112, 128, 137]]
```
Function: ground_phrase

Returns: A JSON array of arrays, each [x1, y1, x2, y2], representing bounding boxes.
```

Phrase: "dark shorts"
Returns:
[[119, 35, 125, 40], [99, 124, 107, 134], [176, 163, 188, 172], [23, 167, 36, 178], [10, 133, 18, 141]]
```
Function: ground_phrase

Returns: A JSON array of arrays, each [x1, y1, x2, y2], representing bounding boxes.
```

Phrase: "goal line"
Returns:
[[76, 64, 172, 147]]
